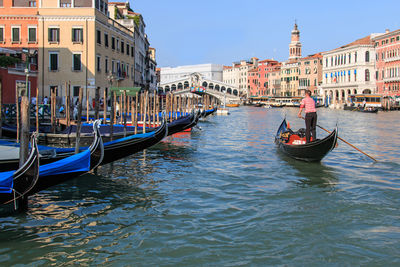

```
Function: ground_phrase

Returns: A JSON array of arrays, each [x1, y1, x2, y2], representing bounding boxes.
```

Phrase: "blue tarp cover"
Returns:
[[40, 149, 91, 177], [104, 130, 155, 146], [0, 170, 14, 194]]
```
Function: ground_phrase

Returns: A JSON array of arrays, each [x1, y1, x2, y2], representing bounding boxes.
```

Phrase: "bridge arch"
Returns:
[[233, 89, 238, 96], [178, 83, 183, 90], [209, 83, 214, 90], [221, 86, 226, 92], [165, 85, 170, 92], [184, 81, 189, 88], [171, 84, 177, 91], [227, 88, 232, 94], [202, 81, 208, 87], [215, 84, 220, 91]]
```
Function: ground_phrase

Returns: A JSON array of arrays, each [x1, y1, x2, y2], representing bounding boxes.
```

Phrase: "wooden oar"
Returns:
[[301, 116, 378, 162]]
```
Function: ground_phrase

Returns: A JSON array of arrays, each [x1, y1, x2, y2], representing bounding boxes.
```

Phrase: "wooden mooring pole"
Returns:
[[75, 88, 83, 154]]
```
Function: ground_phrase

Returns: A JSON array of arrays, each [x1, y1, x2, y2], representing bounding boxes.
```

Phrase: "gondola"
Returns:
[[275, 119, 338, 162], [100, 117, 168, 165], [0, 135, 39, 205], [28, 120, 104, 195], [167, 112, 196, 136], [204, 108, 217, 117]]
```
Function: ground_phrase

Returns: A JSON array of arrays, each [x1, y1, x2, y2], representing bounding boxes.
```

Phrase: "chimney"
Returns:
[[385, 29, 390, 33]]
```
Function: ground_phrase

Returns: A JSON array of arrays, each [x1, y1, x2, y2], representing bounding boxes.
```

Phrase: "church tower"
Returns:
[[289, 23, 302, 60]]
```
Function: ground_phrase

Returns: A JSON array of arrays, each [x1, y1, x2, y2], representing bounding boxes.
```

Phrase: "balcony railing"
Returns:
[[383, 77, 400, 82], [384, 56, 400, 63]]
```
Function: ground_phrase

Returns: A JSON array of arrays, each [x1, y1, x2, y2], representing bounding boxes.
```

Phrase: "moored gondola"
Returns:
[[167, 111, 196, 136], [100, 117, 168, 165], [275, 119, 338, 162], [0, 135, 39, 205], [28, 120, 104, 195]]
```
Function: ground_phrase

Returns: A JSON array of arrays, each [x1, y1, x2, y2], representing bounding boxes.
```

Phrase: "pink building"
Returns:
[[373, 29, 400, 98], [247, 59, 280, 97]]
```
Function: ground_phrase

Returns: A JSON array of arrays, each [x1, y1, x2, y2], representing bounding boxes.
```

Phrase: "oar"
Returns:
[[301, 116, 378, 162]]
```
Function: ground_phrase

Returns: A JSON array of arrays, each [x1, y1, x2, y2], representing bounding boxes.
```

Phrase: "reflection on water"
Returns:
[[0, 107, 399, 266]]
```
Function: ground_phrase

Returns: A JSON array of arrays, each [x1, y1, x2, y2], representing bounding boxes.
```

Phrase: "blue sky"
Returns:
[[130, 0, 400, 67]]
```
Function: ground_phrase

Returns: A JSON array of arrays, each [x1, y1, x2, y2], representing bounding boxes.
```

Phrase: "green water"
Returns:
[[0, 107, 399, 266]]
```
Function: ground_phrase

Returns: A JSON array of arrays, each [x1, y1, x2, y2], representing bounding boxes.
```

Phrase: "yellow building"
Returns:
[[38, 0, 135, 104]]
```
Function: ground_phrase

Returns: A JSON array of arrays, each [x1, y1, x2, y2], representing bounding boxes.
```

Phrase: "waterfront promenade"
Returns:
[[0, 107, 398, 266]]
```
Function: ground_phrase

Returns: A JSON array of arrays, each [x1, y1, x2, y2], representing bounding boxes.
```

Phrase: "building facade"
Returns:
[[0, 0, 39, 102], [223, 57, 258, 97], [161, 63, 223, 84], [298, 53, 323, 96], [38, 0, 135, 104], [321, 34, 381, 107], [373, 29, 400, 98], [247, 59, 280, 97]]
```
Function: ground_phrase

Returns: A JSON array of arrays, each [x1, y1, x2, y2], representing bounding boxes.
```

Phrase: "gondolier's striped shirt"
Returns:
[[300, 97, 316, 113]]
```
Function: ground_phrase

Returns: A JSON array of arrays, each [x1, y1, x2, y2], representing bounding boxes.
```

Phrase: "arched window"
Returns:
[[365, 69, 370, 82], [365, 51, 370, 62]]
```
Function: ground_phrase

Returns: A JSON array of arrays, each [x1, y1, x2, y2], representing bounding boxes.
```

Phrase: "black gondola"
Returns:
[[204, 108, 217, 117], [275, 119, 338, 162], [0, 117, 167, 170], [0, 135, 39, 205], [100, 117, 168, 165], [28, 120, 104, 195], [167, 112, 196, 136]]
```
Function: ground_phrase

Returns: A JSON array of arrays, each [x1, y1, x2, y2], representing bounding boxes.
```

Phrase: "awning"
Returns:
[[110, 87, 141, 96], [0, 47, 17, 54]]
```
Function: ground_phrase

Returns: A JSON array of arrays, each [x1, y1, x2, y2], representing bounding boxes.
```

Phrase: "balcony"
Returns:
[[384, 56, 400, 63], [383, 77, 400, 82]]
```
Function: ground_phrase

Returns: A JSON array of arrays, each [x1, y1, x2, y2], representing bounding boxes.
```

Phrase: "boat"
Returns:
[[28, 120, 104, 195], [274, 119, 338, 162], [254, 103, 264, 107], [226, 103, 240, 107], [343, 105, 378, 113], [264, 105, 272, 109], [100, 117, 168, 165], [0, 135, 39, 205], [216, 108, 229, 115], [167, 111, 196, 136], [204, 108, 217, 117]]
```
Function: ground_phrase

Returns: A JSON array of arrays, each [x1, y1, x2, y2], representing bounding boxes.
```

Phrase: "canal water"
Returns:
[[0, 107, 399, 266]]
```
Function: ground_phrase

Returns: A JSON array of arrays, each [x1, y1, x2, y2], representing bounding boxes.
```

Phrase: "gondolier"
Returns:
[[297, 90, 317, 143]]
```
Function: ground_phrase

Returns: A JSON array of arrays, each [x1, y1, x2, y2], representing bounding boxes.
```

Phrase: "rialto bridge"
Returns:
[[158, 73, 241, 103]]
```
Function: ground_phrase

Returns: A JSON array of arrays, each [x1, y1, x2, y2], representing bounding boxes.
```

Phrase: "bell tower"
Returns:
[[289, 22, 302, 60]]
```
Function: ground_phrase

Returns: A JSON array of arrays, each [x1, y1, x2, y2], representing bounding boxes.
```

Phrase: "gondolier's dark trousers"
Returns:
[[305, 112, 317, 143]]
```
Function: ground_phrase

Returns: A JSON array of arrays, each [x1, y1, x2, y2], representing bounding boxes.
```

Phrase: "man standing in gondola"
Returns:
[[298, 90, 317, 143]]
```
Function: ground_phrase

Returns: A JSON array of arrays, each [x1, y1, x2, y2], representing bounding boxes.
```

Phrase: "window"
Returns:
[[96, 29, 101, 44], [12, 27, 20, 42], [131, 47, 134, 57], [0, 27, 4, 43], [365, 51, 370, 62], [111, 37, 115, 50], [96, 55, 101, 72], [127, 44, 130, 55], [365, 69, 370, 81], [116, 39, 120, 51], [73, 86, 80, 97], [49, 52, 59, 71], [72, 53, 81, 71], [355, 52, 357, 63], [48, 27, 60, 42], [121, 41, 124, 53], [60, 0, 71, 7], [104, 33, 108, 47], [105, 57, 108, 73], [28, 27, 37, 42], [29, 1, 36, 7], [72, 28, 83, 43], [111, 60, 115, 74]]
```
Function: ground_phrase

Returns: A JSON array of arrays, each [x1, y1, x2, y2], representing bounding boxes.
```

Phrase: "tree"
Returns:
[[0, 56, 20, 68]]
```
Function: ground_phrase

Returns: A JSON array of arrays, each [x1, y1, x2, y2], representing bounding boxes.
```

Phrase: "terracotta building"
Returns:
[[0, 0, 39, 103], [373, 29, 400, 98]]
